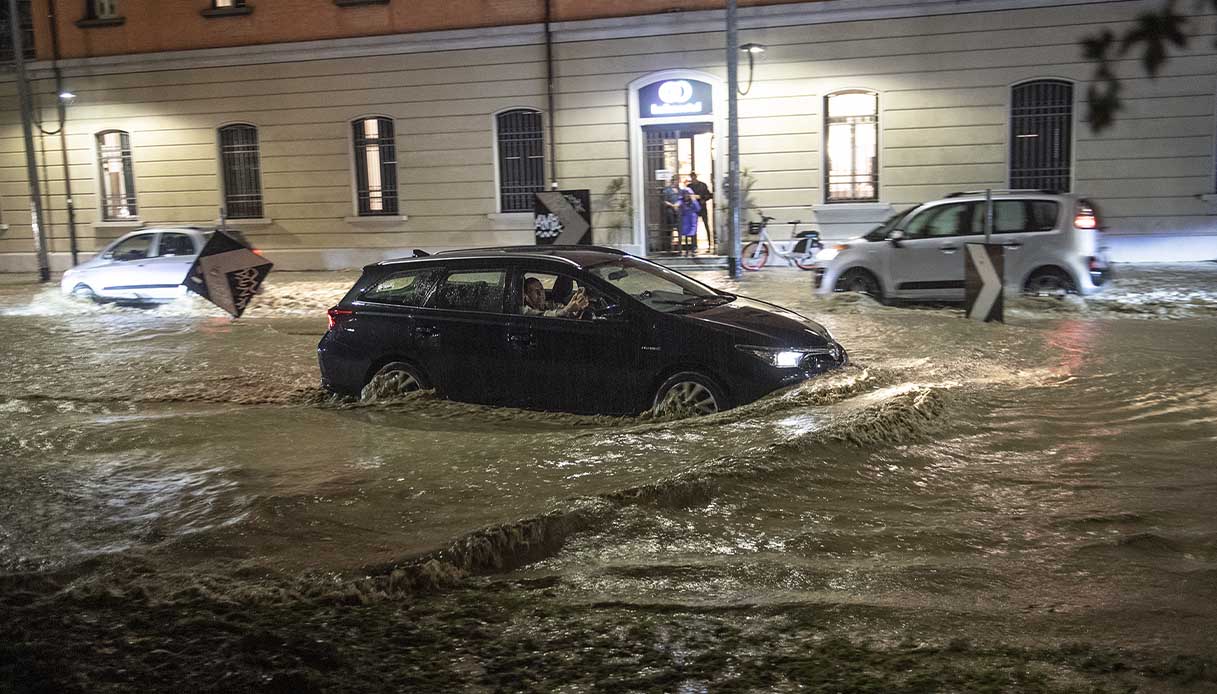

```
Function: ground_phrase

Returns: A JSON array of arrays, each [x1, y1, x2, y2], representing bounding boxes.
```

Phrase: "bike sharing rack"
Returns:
[[964, 190, 1004, 323]]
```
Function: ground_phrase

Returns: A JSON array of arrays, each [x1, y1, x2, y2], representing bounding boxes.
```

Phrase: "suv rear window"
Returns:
[[362, 268, 437, 307], [972, 200, 1060, 234], [429, 270, 507, 313]]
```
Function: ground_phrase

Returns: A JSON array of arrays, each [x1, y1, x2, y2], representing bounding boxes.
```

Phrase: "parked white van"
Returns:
[[811, 191, 1111, 302]]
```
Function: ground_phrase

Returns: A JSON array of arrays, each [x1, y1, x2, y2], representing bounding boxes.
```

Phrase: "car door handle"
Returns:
[[940, 245, 959, 253], [413, 325, 440, 338], [1004, 243, 1023, 250]]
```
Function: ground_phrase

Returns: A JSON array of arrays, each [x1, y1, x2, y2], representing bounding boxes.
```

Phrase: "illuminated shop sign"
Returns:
[[638, 79, 713, 118]]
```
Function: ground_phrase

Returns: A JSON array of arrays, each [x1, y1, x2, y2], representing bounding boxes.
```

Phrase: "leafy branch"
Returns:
[[1082, 0, 1217, 132]]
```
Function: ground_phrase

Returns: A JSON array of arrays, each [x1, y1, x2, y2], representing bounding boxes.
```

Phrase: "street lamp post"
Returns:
[[725, 0, 741, 278], [7, 0, 51, 281]]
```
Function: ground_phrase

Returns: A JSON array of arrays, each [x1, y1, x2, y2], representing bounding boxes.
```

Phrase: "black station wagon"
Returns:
[[318, 246, 848, 415]]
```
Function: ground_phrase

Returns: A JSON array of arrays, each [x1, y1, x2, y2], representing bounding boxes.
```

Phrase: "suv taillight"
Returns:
[[1074, 204, 1098, 230], [327, 307, 353, 330]]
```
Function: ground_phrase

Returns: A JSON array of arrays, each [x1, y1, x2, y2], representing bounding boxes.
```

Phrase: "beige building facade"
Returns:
[[1, 0, 1215, 272]]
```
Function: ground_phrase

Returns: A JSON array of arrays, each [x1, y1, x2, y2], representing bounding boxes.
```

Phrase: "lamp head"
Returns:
[[740, 43, 766, 54]]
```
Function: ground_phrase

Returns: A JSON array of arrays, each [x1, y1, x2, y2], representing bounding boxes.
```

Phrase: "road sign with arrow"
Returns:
[[184, 230, 273, 318], [964, 243, 1004, 322]]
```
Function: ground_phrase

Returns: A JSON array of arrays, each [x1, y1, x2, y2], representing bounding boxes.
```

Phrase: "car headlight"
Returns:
[[816, 248, 839, 262], [737, 345, 837, 369]]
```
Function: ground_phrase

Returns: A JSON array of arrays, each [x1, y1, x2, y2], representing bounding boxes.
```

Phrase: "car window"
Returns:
[[587, 257, 731, 314], [904, 203, 971, 239], [107, 234, 154, 261], [157, 233, 196, 257], [363, 269, 438, 307], [969, 200, 1061, 234], [427, 270, 507, 313], [519, 271, 614, 320]]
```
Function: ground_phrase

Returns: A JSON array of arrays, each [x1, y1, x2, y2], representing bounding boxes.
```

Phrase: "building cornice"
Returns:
[[21, 0, 1124, 78]]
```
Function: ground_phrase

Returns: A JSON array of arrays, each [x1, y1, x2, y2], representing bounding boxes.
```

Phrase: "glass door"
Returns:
[[642, 123, 714, 255]]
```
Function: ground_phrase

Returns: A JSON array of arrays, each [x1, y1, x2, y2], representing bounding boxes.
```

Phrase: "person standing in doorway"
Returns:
[[661, 175, 682, 251], [678, 187, 701, 257], [687, 172, 713, 248]]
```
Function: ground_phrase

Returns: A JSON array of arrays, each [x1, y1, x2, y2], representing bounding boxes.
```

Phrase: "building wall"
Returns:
[[33, 0, 810, 60], [2, 0, 1215, 272]]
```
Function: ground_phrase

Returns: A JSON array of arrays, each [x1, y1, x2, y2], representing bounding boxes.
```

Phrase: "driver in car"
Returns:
[[522, 277, 589, 318]]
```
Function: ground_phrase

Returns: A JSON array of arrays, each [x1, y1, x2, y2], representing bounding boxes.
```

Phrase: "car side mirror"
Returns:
[[101, 251, 114, 260], [887, 230, 906, 247]]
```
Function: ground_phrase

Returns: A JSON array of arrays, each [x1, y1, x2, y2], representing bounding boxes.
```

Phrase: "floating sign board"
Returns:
[[964, 243, 1004, 323], [637, 79, 713, 119], [534, 190, 592, 245], [184, 229, 273, 318]]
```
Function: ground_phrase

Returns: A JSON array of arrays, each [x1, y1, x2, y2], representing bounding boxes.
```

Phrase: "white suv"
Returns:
[[812, 191, 1111, 302]]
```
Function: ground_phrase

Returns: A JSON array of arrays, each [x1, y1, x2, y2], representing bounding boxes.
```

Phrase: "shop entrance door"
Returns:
[[643, 123, 715, 255]]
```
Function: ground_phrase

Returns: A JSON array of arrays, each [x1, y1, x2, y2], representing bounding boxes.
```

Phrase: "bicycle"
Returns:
[[741, 215, 823, 271]]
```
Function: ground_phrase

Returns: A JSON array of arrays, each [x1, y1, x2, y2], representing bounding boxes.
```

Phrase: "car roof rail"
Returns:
[[434, 244, 629, 256], [944, 189, 1062, 198]]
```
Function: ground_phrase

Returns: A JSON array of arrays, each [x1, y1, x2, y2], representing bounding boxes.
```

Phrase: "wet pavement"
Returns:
[[1, 263, 1216, 692]]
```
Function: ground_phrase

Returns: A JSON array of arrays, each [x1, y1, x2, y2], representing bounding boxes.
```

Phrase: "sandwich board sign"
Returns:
[[184, 229, 273, 318], [534, 190, 592, 245], [964, 243, 1004, 323]]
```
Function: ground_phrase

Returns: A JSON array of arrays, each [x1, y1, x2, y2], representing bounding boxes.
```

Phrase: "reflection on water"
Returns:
[[1, 266, 1216, 669]]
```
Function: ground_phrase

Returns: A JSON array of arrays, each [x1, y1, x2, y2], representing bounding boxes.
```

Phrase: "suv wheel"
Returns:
[[1024, 268, 1076, 297], [362, 361, 430, 401], [652, 372, 727, 417], [835, 269, 884, 302]]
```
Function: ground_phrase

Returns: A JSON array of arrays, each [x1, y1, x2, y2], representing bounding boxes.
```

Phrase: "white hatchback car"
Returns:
[[812, 191, 1111, 302], [60, 227, 210, 303]]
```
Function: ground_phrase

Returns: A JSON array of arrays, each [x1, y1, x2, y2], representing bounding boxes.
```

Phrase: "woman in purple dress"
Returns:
[[678, 187, 701, 257]]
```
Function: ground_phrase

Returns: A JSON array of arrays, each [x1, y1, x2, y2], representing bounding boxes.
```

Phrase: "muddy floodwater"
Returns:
[[2, 264, 1216, 692]]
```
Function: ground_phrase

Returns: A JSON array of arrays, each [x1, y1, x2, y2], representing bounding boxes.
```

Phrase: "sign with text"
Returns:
[[637, 79, 713, 119], [185, 230, 273, 318], [534, 190, 592, 245]]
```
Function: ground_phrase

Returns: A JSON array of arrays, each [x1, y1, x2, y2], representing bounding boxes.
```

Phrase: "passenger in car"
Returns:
[[522, 277, 589, 318]]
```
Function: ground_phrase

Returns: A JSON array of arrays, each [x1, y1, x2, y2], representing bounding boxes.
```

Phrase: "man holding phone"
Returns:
[[522, 277, 589, 318]]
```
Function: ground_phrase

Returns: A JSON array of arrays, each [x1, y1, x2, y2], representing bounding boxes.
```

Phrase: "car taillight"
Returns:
[[252, 249, 265, 256], [1074, 205, 1098, 229], [327, 308, 353, 330]]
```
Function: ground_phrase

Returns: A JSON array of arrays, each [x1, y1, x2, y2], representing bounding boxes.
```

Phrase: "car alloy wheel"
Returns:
[[362, 361, 429, 400], [1024, 269, 1075, 298], [836, 269, 882, 300], [653, 372, 725, 416]]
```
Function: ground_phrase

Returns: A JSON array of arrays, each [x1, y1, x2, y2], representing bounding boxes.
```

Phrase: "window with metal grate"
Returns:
[[219, 124, 264, 219], [1010, 80, 1073, 193], [496, 109, 545, 213], [352, 117, 399, 216]]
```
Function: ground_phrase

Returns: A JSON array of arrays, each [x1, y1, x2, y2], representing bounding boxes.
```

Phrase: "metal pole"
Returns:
[[984, 188, 993, 243], [544, 0, 558, 190], [725, 0, 741, 277], [48, 0, 79, 265], [8, 0, 51, 281]]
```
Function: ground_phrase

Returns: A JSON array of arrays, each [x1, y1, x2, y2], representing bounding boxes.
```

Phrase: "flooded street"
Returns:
[[2, 264, 1216, 692]]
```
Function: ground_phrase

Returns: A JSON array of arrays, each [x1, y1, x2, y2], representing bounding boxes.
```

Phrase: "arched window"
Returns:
[[96, 130, 137, 220], [495, 109, 545, 213], [1010, 79, 1073, 192], [824, 90, 879, 202], [351, 116, 399, 216], [218, 124, 264, 219]]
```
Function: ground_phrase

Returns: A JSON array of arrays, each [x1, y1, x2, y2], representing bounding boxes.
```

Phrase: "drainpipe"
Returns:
[[544, 0, 558, 189], [725, 0, 741, 277], [48, 0, 79, 265], [8, 0, 51, 281]]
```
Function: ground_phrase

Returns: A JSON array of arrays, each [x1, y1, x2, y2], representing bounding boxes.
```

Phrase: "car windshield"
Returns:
[[863, 207, 915, 241], [586, 257, 732, 313]]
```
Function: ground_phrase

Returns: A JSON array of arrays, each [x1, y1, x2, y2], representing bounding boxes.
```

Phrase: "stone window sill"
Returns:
[[335, 0, 390, 6], [214, 218, 273, 226], [94, 220, 144, 230], [487, 212, 533, 224], [201, 5, 253, 17], [0, 224, 9, 232], [75, 16, 125, 28], [344, 215, 409, 225], [1199, 194, 1217, 205]]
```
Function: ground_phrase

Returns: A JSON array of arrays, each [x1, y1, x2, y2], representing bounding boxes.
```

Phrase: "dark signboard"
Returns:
[[184, 229, 273, 318], [534, 190, 592, 245], [964, 243, 1005, 323], [637, 79, 713, 119]]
